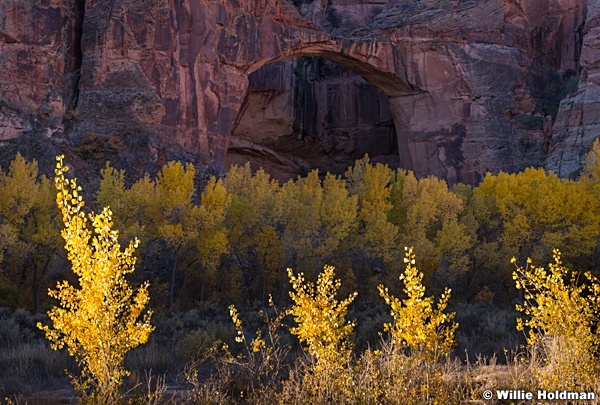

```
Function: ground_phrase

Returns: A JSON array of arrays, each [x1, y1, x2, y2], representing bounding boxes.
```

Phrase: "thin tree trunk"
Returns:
[[169, 249, 179, 310], [34, 255, 52, 314], [32, 260, 39, 313], [262, 276, 266, 307]]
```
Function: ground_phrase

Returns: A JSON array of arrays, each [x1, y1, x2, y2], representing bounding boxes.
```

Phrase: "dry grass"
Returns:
[[2, 342, 600, 404], [0, 342, 74, 394]]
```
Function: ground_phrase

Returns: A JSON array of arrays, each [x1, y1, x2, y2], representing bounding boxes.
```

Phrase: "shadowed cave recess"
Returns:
[[224, 57, 400, 182]]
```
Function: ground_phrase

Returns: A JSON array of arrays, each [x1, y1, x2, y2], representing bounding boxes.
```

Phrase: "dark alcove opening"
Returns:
[[224, 56, 399, 182]]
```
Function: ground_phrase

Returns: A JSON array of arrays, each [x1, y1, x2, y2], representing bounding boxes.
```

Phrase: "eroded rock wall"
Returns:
[[228, 0, 592, 183], [227, 57, 398, 180], [374, 0, 589, 182], [0, 0, 84, 141], [546, 0, 600, 178], [0, 0, 597, 183]]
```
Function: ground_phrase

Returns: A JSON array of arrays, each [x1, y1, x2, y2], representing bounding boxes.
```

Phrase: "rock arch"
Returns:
[[243, 40, 417, 97], [5, 0, 587, 184], [216, 10, 427, 174], [225, 38, 422, 178], [225, 56, 403, 181], [69, 0, 474, 182], [72, 0, 427, 175]]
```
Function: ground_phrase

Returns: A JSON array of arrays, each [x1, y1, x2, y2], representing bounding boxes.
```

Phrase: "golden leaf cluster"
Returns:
[[287, 265, 357, 368], [513, 250, 600, 390], [378, 247, 457, 362], [37, 155, 154, 402]]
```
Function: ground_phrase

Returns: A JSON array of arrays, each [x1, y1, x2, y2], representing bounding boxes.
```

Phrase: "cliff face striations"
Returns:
[[0, 0, 84, 140], [546, 0, 600, 178], [0, 0, 597, 183]]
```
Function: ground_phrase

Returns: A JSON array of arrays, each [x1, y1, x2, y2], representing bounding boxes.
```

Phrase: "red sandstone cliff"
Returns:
[[0, 0, 83, 140], [546, 0, 600, 178], [0, 0, 597, 183]]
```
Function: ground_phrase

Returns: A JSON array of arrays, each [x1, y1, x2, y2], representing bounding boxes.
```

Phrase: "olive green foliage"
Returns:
[[0, 154, 38, 297], [2, 140, 600, 401], [4, 141, 600, 310], [345, 156, 398, 265], [0, 153, 38, 263], [0, 153, 62, 310], [278, 171, 357, 275], [396, 172, 472, 292], [95, 160, 231, 307], [74, 133, 125, 161], [224, 164, 283, 303]]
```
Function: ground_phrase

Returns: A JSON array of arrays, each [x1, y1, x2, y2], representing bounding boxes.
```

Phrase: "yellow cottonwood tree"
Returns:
[[345, 156, 398, 265], [287, 265, 357, 368], [95, 163, 127, 223], [38, 156, 153, 403], [286, 265, 357, 401], [96, 164, 155, 270], [277, 170, 357, 274], [254, 225, 285, 303], [0, 153, 39, 272], [378, 247, 457, 362], [224, 164, 282, 301], [399, 173, 469, 286], [150, 161, 197, 308], [513, 251, 600, 390], [475, 168, 599, 262], [193, 176, 231, 302]]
